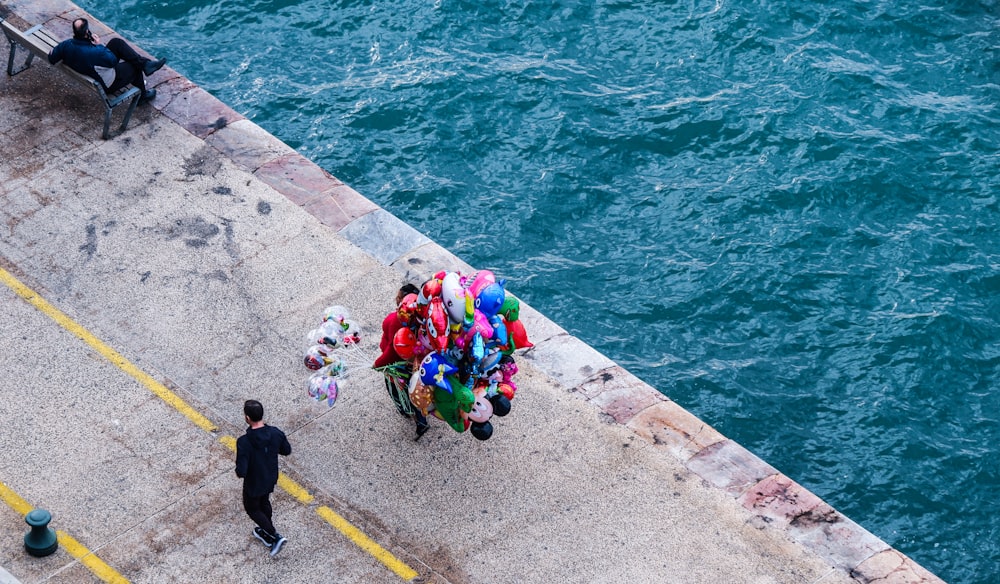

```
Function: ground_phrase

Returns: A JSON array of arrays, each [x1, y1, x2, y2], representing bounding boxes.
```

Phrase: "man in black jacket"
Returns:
[[235, 400, 292, 556], [48, 18, 165, 102]]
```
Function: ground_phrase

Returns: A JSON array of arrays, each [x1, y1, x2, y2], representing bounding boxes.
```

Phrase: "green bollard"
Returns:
[[24, 509, 58, 557]]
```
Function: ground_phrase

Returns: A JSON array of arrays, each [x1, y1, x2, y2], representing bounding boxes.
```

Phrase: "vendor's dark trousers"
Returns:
[[242, 491, 276, 536], [105, 37, 148, 93]]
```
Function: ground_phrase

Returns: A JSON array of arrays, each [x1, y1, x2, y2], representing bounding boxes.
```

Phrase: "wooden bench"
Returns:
[[1, 18, 141, 139]]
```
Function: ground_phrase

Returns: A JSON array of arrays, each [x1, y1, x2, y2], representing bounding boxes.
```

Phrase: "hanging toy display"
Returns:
[[301, 305, 370, 407]]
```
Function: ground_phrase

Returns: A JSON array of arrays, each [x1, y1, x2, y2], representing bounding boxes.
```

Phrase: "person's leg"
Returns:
[[105, 38, 164, 95], [105, 38, 145, 68], [414, 409, 430, 440], [107, 61, 145, 93], [242, 492, 276, 536], [260, 494, 274, 528], [384, 376, 412, 416]]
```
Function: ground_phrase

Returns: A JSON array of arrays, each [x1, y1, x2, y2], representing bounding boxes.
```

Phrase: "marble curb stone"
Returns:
[[391, 241, 475, 285], [513, 301, 566, 346], [626, 399, 727, 460], [685, 438, 778, 497], [159, 82, 244, 139], [205, 118, 296, 172], [738, 473, 825, 527], [253, 152, 342, 207], [303, 184, 380, 232], [788, 511, 888, 577], [521, 333, 616, 390], [575, 365, 667, 424], [338, 208, 432, 267], [854, 550, 946, 584]]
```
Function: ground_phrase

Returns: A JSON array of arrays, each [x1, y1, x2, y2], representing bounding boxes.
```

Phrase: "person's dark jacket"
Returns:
[[48, 38, 118, 83], [235, 425, 291, 496]]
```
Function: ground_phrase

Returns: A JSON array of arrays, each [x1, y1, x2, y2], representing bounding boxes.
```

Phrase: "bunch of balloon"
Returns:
[[393, 270, 532, 440], [302, 305, 370, 406]]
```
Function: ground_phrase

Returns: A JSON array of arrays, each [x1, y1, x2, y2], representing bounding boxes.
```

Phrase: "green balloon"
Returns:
[[433, 385, 466, 432], [500, 295, 520, 321]]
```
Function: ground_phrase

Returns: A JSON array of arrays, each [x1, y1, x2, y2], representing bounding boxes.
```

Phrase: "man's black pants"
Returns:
[[242, 491, 276, 537], [105, 37, 147, 93]]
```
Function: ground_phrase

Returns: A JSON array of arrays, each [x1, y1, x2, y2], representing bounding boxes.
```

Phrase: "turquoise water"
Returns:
[[80, 1, 998, 581]]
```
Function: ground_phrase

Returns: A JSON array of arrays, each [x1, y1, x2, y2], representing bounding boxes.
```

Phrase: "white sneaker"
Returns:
[[269, 535, 287, 557]]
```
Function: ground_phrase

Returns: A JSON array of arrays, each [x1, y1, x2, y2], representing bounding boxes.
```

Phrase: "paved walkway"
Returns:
[[0, 1, 943, 583]]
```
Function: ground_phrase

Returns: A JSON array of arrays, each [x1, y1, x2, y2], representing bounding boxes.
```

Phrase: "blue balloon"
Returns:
[[470, 332, 486, 363], [488, 315, 507, 344], [475, 282, 506, 317], [419, 352, 458, 392]]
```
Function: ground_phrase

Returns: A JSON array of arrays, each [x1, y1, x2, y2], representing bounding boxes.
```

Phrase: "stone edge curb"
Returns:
[[0, 2, 946, 583]]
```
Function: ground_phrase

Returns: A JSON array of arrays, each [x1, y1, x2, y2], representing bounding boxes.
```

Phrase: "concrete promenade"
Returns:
[[0, 1, 944, 583]]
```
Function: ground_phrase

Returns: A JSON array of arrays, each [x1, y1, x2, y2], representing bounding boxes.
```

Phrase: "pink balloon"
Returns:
[[467, 270, 496, 297]]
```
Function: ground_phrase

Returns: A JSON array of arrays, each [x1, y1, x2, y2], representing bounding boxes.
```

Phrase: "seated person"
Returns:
[[48, 18, 166, 102]]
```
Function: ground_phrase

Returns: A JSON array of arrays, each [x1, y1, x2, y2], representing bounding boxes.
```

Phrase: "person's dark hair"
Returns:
[[72, 18, 90, 41], [400, 283, 419, 296], [244, 399, 264, 422]]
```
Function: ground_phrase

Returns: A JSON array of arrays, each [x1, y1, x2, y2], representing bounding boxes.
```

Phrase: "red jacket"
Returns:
[[373, 311, 404, 368]]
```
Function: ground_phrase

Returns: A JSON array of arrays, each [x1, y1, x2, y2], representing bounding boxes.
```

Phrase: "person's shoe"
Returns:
[[139, 89, 156, 103], [143, 58, 166, 76], [269, 534, 287, 557], [252, 527, 271, 547]]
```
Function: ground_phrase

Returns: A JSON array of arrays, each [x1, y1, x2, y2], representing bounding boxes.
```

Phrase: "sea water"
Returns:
[[77, 1, 999, 581]]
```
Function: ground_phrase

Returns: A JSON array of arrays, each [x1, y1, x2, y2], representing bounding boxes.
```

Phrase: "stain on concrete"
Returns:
[[790, 507, 841, 528], [257, 201, 271, 215], [80, 223, 97, 258], [212, 186, 233, 196], [182, 145, 223, 178], [166, 216, 220, 248]]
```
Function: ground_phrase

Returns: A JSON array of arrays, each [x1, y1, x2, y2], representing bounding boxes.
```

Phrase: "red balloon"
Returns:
[[507, 319, 533, 349], [393, 327, 417, 360], [397, 293, 418, 325], [419, 278, 442, 305], [426, 297, 449, 352], [497, 381, 516, 400]]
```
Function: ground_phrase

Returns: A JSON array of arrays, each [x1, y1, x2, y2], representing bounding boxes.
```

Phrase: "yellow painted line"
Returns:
[[317, 506, 418, 581], [58, 531, 130, 584], [2, 267, 418, 580], [0, 481, 32, 515], [0, 482, 129, 583], [277, 474, 315, 505], [0, 267, 217, 433]]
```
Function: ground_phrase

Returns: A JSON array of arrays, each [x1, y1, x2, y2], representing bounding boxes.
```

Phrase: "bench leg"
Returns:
[[102, 102, 113, 140], [119, 91, 141, 136], [5, 38, 36, 76], [102, 90, 141, 139]]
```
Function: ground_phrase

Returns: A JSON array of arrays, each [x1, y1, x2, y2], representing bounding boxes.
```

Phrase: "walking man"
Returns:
[[235, 399, 291, 556]]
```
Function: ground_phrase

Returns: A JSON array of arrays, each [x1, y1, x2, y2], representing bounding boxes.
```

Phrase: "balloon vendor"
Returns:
[[375, 270, 532, 441], [373, 283, 431, 440]]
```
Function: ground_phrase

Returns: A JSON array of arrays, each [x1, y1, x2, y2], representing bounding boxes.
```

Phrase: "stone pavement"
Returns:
[[0, 1, 944, 583]]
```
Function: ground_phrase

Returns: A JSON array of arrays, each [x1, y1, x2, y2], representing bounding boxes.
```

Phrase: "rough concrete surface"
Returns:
[[0, 1, 945, 583]]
